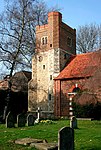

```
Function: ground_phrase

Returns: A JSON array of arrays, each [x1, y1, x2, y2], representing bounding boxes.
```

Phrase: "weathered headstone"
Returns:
[[6, 112, 15, 128], [58, 127, 74, 150], [70, 116, 78, 129], [30, 142, 58, 150], [17, 113, 26, 127], [27, 114, 35, 126], [15, 138, 43, 146], [15, 138, 58, 149]]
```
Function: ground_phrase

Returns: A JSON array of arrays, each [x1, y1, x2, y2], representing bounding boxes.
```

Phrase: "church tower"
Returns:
[[28, 12, 76, 112]]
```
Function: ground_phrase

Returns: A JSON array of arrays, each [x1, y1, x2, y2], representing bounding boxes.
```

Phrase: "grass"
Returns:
[[0, 120, 101, 150]]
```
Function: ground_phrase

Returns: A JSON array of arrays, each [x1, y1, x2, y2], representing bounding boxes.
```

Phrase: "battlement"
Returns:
[[36, 11, 76, 53], [36, 24, 48, 31]]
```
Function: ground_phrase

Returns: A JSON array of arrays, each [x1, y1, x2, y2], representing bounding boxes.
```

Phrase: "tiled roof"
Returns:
[[55, 50, 101, 80], [84, 67, 101, 92], [12, 71, 32, 81]]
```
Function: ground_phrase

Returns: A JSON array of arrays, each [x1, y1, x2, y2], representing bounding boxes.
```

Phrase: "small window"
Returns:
[[50, 44, 52, 47], [64, 54, 67, 59], [49, 94, 51, 100], [50, 75, 52, 80], [67, 37, 72, 47], [43, 65, 45, 69]]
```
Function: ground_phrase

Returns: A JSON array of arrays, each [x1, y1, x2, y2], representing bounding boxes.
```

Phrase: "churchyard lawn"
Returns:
[[0, 120, 101, 150]]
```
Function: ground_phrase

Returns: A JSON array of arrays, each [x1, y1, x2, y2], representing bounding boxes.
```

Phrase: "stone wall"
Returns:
[[28, 11, 76, 112]]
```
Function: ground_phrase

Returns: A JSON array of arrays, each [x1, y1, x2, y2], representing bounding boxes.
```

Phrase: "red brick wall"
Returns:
[[60, 22, 76, 54], [36, 24, 48, 52], [54, 80, 61, 117], [48, 12, 62, 49], [54, 78, 91, 117], [36, 11, 76, 54]]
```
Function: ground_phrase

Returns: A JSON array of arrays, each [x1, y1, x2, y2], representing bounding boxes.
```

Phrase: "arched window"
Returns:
[[42, 37, 44, 45], [45, 37, 47, 44], [72, 87, 81, 93], [41, 36, 48, 45]]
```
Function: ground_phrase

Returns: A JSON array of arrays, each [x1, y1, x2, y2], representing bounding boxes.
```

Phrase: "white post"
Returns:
[[75, 83, 78, 88], [68, 92, 77, 119], [35, 107, 41, 124], [69, 97, 73, 119], [37, 107, 40, 120]]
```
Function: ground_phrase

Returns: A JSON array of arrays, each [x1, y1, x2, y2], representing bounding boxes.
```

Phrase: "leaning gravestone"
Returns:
[[17, 113, 26, 127], [27, 114, 35, 126], [58, 127, 74, 150], [6, 112, 15, 128], [70, 116, 78, 129]]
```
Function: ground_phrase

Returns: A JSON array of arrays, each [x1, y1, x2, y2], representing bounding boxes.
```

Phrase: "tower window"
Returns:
[[48, 94, 51, 100], [64, 54, 67, 59], [50, 75, 52, 80], [45, 37, 47, 44], [67, 37, 72, 47], [42, 37, 44, 45], [50, 44, 52, 47], [41, 36, 48, 45], [43, 65, 45, 69]]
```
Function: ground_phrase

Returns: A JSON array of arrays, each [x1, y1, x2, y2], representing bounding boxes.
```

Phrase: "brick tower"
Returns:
[[28, 12, 76, 112]]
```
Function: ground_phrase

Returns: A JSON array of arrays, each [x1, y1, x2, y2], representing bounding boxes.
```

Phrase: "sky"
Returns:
[[0, 0, 101, 77], [45, 0, 101, 29], [0, 0, 101, 29]]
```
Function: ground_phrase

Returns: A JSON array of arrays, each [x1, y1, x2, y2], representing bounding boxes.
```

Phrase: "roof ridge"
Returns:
[[77, 51, 93, 57], [77, 49, 101, 57]]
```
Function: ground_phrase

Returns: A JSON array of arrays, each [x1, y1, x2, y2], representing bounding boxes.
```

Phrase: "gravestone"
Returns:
[[17, 113, 26, 127], [58, 127, 74, 150], [27, 114, 35, 126], [6, 112, 15, 128], [70, 116, 78, 129]]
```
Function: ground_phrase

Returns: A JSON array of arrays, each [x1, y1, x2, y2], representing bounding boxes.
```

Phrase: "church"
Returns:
[[28, 11, 101, 118]]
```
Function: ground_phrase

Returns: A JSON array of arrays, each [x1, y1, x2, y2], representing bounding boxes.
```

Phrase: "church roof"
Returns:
[[55, 50, 101, 80], [17, 71, 32, 81], [0, 71, 32, 91]]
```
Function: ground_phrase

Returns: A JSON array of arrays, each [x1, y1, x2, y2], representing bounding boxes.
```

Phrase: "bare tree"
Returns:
[[0, 0, 59, 77], [76, 24, 100, 53], [98, 24, 101, 48]]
